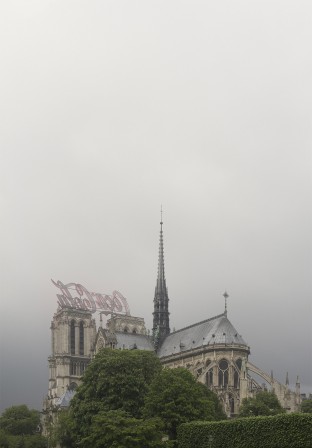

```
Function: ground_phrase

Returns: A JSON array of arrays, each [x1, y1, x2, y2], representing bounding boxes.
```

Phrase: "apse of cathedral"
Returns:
[[44, 218, 301, 418]]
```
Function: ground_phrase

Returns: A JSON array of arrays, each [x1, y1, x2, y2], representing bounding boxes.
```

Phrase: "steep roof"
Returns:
[[55, 389, 76, 408], [115, 332, 155, 351], [157, 313, 248, 358]]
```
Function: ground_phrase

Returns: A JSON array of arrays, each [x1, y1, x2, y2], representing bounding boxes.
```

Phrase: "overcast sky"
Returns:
[[0, 0, 311, 412]]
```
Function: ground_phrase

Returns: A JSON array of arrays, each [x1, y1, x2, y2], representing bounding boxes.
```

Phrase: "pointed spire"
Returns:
[[286, 372, 289, 386], [153, 207, 170, 347]]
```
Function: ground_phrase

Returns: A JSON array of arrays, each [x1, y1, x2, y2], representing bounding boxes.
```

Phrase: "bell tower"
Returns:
[[46, 307, 96, 408], [152, 210, 170, 347]]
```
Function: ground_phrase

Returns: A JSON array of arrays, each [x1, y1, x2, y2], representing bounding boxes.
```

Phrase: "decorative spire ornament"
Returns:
[[223, 291, 229, 316]]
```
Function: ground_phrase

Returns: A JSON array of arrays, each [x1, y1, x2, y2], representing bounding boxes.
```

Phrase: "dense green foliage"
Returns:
[[0, 405, 47, 448], [143, 368, 226, 439], [69, 348, 162, 444], [49, 410, 75, 448], [239, 390, 285, 416], [57, 349, 223, 446], [301, 398, 312, 413], [178, 413, 312, 448], [79, 410, 163, 448]]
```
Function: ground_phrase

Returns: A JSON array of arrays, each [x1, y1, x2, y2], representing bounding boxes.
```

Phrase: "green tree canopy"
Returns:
[[143, 367, 225, 440], [70, 349, 163, 443], [62, 349, 225, 447], [239, 390, 285, 417], [301, 399, 312, 413], [80, 410, 163, 448], [0, 405, 40, 436], [0, 405, 47, 448]]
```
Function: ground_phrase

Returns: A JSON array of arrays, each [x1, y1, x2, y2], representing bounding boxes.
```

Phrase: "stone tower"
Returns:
[[152, 214, 170, 347], [45, 307, 96, 409]]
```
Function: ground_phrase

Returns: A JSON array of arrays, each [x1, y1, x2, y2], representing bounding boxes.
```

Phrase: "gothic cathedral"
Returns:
[[44, 219, 301, 419]]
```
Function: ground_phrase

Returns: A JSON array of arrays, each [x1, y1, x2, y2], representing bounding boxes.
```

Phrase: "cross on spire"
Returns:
[[223, 291, 229, 316]]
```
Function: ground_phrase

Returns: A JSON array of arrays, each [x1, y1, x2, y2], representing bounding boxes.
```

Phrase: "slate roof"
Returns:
[[55, 389, 76, 408], [115, 332, 155, 351], [157, 313, 248, 358]]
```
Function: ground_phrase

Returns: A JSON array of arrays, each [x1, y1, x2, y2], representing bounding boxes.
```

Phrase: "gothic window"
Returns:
[[206, 359, 211, 367], [229, 394, 235, 414], [70, 320, 75, 354], [132, 328, 137, 334], [69, 382, 78, 391], [206, 368, 213, 387], [236, 359, 242, 370], [70, 361, 77, 376], [218, 359, 229, 388], [234, 370, 239, 388], [79, 321, 84, 355], [124, 327, 128, 333]]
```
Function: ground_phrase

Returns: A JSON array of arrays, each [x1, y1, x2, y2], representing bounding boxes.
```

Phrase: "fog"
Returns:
[[0, 0, 311, 412]]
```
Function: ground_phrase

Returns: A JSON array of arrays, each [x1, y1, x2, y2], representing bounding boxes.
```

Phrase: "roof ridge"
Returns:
[[169, 312, 226, 336]]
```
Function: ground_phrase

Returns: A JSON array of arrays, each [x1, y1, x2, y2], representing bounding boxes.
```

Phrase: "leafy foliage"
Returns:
[[69, 349, 163, 443], [49, 410, 75, 448], [143, 367, 225, 440], [239, 391, 285, 417], [58, 349, 224, 447], [301, 398, 312, 413], [79, 410, 163, 448], [0, 405, 47, 448], [0, 405, 40, 436], [178, 413, 312, 448]]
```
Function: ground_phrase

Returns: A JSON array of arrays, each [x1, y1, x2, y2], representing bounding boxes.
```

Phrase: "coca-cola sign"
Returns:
[[51, 279, 130, 315]]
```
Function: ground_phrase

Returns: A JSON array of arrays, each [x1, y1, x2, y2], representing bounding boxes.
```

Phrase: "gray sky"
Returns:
[[0, 0, 311, 412]]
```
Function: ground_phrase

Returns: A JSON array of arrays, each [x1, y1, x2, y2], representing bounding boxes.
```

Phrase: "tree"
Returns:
[[80, 410, 163, 448], [69, 349, 163, 443], [63, 350, 225, 447], [239, 390, 285, 417], [143, 367, 225, 440], [0, 405, 47, 448], [0, 405, 40, 436], [49, 410, 75, 448], [301, 399, 312, 413]]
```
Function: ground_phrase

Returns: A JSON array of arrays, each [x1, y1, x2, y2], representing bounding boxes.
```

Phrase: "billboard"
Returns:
[[51, 279, 130, 315]]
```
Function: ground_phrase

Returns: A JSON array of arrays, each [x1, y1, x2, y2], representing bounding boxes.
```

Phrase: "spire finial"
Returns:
[[223, 291, 229, 316], [160, 204, 163, 226]]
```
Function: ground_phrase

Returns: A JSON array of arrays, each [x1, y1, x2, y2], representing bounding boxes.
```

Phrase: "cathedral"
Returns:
[[44, 218, 301, 419]]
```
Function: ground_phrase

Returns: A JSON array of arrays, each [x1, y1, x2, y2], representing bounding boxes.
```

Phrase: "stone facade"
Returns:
[[44, 307, 96, 411]]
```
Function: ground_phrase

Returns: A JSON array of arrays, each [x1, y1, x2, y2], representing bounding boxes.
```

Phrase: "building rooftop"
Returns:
[[157, 313, 248, 358], [115, 332, 155, 351]]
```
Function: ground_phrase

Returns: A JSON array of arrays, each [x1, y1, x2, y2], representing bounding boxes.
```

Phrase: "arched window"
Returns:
[[124, 327, 128, 333], [70, 320, 75, 354], [234, 370, 239, 388], [79, 321, 84, 355], [206, 368, 213, 387], [70, 361, 76, 375], [236, 359, 242, 370], [132, 328, 137, 334], [218, 359, 229, 388]]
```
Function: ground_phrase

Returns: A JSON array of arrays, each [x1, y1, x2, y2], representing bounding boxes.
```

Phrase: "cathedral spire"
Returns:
[[153, 208, 170, 347]]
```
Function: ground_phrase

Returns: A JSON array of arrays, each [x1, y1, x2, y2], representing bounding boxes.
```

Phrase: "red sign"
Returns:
[[51, 279, 130, 315]]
